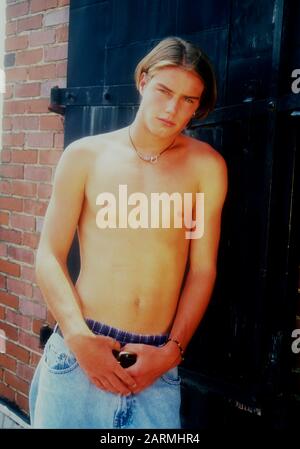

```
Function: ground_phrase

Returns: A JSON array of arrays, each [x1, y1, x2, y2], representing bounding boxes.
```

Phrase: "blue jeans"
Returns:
[[29, 319, 182, 429]]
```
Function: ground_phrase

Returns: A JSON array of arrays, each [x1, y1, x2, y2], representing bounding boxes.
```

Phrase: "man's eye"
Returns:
[[158, 89, 168, 94], [185, 98, 194, 104]]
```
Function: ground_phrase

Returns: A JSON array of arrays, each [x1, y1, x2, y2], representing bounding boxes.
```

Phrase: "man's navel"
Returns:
[[133, 297, 141, 309]]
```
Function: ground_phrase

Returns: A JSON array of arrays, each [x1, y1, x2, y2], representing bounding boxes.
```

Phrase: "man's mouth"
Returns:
[[157, 118, 176, 127]]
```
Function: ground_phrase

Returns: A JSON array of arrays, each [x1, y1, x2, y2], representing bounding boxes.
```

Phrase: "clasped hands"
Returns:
[[67, 332, 180, 396]]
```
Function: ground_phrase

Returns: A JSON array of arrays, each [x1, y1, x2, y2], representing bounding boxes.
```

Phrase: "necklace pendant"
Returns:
[[150, 155, 158, 163]]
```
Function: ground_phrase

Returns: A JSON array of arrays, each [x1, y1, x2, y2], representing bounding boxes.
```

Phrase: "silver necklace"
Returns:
[[128, 126, 176, 163]]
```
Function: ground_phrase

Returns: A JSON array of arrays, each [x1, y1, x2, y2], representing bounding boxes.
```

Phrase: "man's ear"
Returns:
[[138, 72, 149, 95]]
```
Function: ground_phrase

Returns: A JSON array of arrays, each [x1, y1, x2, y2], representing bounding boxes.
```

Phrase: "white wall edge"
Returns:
[[0, 402, 30, 428], [0, 0, 6, 150]]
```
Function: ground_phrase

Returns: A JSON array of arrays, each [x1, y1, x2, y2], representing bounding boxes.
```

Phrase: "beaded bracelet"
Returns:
[[167, 337, 185, 361]]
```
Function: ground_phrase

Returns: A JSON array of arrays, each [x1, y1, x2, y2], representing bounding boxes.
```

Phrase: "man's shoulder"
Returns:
[[183, 134, 227, 171], [65, 128, 124, 155]]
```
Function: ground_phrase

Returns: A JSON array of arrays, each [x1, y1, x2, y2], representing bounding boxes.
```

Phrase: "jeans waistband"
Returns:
[[54, 318, 169, 347]]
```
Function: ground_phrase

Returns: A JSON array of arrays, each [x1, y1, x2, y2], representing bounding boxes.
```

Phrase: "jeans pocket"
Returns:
[[160, 366, 181, 386], [43, 332, 79, 374]]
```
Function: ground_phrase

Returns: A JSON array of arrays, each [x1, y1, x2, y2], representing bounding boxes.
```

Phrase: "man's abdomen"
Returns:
[[75, 229, 189, 334]]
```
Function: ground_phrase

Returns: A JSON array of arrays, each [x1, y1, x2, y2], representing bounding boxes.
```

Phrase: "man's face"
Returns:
[[138, 66, 205, 136]]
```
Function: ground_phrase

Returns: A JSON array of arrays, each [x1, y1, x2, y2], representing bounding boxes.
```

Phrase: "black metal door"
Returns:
[[51, 0, 300, 428]]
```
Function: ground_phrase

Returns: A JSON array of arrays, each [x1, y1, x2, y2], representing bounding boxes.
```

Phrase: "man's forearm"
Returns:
[[35, 253, 91, 339], [168, 268, 217, 354]]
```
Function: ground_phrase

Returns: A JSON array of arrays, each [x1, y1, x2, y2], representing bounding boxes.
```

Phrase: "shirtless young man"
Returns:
[[29, 36, 228, 429]]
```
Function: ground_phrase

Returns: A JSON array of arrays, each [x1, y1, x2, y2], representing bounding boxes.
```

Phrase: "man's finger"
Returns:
[[108, 373, 133, 396], [115, 365, 137, 389]]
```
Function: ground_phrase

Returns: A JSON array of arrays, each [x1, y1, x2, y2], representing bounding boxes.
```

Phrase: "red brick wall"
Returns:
[[0, 0, 69, 415]]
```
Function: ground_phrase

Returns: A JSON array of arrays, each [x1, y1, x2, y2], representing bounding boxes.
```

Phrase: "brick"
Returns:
[[0, 321, 18, 341], [12, 116, 39, 131], [0, 211, 10, 225], [1, 149, 12, 163], [0, 165, 24, 180], [26, 132, 53, 148], [4, 84, 14, 100], [0, 354, 17, 372], [23, 199, 45, 219], [26, 98, 50, 113], [41, 78, 65, 97], [0, 305, 5, 320], [30, 352, 42, 367], [0, 228, 22, 244], [0, 196, 23, 211], [0, 179, 12, 195], [4, 52, 16, 68], [54, 133, 64, 148], [16, 48, 43, 66], [17, 14, 43, 33], [44, 6, 69, 26], [6, 309, 32, 330], [15, 82, 41, 98], [21, 265, 36, 283], [0, 383, 15, 402], [32, 318, 44, 335], [0, 259, 20, 277], [32, 286, 44, 302], [12, 149, 38, 163], [3, 117, 13, 130], [6, 20, 17, 36], [5, 371, 29, 396], [29, 29, 56, 47], [39, 149, 62, 164], [19, 298, 46, 320], [24, 165, 52, 181], [2, 132, 25, 146], [56, 24, 68, 43], [12, 180, 37, 197], [44, 44, 68, 62], [0, 275, 6, 289], [22, 231, 40, 249], [28, 64, 56, 80], [17, 362, 34, 382], [16, 392, 29, 414], [5, 35, 28, 52], [30, 0, 58, 13], [4, 99, 27, 114], [7, 277, 33, 298], [11, 213, 35, 231], [0, 243, 8, 257], [6, 1, 29, 19], [37, 183, 52, 199], [58, 0, 70, 5], [0, 291, 19, 309], [19, 330, 40, 352], [56, 60, 67, 77], [8, 245, 34, 264], [40, 115, 63, 131]]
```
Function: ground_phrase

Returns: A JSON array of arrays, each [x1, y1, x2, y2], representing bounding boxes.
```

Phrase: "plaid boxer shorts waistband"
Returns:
[[54, 318, 169, 347]]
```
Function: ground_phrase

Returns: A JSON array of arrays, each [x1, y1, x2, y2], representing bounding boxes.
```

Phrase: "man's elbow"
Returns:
[[35, 248, 61, 282], [189, 265, 217, 282]]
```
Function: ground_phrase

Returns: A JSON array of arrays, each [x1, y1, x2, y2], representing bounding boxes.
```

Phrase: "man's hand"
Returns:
[[121, 341, 181, 394], [65, 332, 137, 396]]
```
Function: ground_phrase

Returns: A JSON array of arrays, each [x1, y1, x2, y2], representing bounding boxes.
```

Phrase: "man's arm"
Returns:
[[35, 139, 136, 395], [165, 146, 228, 358], [35, 139, 91, 339], [123, 146, 228, 393]]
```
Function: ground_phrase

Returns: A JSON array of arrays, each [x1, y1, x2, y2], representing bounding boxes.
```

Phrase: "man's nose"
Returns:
[[165, 98, 179, 115]]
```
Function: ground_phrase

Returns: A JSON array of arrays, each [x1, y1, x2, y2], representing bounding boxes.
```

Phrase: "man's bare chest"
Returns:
[[82, 152, 203, 239]]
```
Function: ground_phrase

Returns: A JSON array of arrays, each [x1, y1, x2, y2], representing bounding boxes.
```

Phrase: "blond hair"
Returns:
[[134, 36, 217, 121]]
